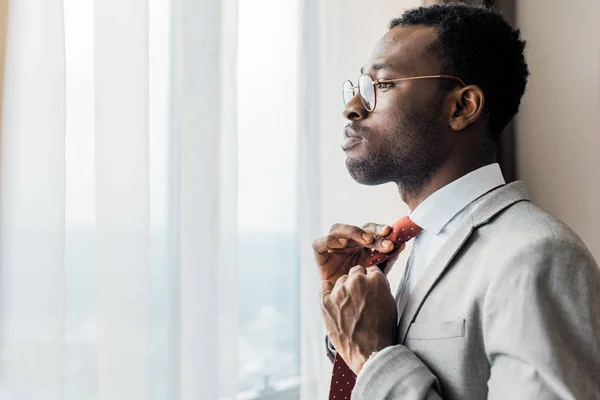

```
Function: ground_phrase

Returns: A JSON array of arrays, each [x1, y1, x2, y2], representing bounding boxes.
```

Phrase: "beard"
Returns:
[[345, 107, 445, 195]]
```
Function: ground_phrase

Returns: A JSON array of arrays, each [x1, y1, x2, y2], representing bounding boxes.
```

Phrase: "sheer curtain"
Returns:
[[0, 1, 66, 398], [0, 0, 425, 398], [0, 1, 238, 399]]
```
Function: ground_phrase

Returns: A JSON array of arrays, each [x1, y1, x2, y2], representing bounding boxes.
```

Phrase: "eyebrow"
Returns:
[[360, 62, 394, 75]]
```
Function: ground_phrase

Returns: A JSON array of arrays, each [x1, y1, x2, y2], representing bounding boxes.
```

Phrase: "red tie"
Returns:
[[328, 216, 423, 400]]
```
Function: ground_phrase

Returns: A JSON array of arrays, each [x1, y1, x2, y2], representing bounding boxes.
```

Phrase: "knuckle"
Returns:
[[327, 234, 340, 244], [372, 272, 387, 285], [361, 222, 375, 230], [333, 275, 347, 289], [347, 271, 364, 284], [329, 223, 342, 233], [312, 238, 320, 250], [349, 225, 363, 235], [348, 265, 361, 273]]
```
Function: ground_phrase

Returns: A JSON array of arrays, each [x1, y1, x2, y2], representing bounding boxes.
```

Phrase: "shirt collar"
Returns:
[[409, 163, 506, 235]]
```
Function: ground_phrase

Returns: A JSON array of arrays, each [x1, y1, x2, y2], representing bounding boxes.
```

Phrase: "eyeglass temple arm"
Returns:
[[377, 74, 466, 86]]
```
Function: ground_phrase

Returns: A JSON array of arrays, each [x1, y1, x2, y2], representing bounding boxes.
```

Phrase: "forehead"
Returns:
[[362, 25, 442, 75]]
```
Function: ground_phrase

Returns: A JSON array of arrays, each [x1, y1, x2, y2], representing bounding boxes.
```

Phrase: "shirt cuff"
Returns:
[[326, 336, 337, 355]]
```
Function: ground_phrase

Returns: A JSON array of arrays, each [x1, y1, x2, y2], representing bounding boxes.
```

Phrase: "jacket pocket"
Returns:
[[405, 319, 465, 340]]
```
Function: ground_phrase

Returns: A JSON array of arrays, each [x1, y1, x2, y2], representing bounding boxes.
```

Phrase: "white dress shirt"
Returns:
[[359, 163, 506, 375]]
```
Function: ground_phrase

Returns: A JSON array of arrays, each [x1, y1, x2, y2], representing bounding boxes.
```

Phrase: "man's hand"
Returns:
[[313, 223, 405, 285], [320, 265, 398, 375]]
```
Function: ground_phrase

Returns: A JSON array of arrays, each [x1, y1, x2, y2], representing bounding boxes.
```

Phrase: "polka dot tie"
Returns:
[[327, 216, 422, 400]]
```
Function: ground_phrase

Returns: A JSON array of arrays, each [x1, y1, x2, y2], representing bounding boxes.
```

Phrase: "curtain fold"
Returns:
[[298, 0, 328, 398], [94, 1, 151, 398], [0, 0, 239, 398], [171, 0, 239, 398], [0, 1, 66, 398]]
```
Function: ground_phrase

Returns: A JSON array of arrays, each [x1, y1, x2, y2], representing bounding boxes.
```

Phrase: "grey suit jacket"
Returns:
[[327, 182, 600, 399]]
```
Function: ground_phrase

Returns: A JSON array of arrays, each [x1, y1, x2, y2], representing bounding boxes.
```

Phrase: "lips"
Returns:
[[341, 136, 363, 150], [341, 127, 364, 151]]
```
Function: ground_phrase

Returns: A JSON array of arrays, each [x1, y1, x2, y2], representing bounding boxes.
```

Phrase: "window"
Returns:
[[63, 0, 300, 398]]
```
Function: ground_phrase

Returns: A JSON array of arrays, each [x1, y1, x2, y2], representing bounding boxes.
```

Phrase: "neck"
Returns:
[[399, 155, 491, 212]]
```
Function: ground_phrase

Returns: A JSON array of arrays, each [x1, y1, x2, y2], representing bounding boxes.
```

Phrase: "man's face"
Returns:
[[342, 25, 453, 191]]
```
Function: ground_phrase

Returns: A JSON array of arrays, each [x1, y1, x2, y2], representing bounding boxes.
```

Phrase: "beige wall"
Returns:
[[516, 0, 600, 261], [0, 0, 8, 161]]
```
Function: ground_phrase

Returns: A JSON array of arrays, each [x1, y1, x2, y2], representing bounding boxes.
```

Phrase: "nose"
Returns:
[[343, 94, 369, 121]]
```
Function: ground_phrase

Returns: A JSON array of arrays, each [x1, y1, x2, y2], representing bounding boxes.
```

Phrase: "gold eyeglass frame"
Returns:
[[343, 74, 466, 112]]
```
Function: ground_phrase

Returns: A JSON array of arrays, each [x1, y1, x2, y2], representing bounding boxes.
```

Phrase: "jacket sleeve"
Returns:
[[352, 345, 444, 399], [482, 236, 600, 398]]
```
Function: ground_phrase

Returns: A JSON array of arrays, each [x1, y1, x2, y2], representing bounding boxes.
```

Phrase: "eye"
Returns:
[[376, 81, 393, 89]]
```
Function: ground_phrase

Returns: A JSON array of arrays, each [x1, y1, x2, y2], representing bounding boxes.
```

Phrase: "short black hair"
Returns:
[[390, 3, 529, 139]]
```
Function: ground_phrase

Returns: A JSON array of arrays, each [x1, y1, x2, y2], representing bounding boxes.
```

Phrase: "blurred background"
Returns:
[[0, 0, 598, 399]]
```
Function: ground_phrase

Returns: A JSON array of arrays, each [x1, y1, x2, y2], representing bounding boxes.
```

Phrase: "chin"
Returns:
[[345, 159, 390, 186]]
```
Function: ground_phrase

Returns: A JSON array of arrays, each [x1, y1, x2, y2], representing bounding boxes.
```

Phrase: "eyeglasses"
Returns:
[[342, 74, 466, 112]]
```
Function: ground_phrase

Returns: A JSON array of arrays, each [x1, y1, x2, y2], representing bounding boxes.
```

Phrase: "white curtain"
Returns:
[[298, 0, 328, 398], [0, 1, 66, 398], [0, 1, 238, 399], [0, 0, 425, 398]]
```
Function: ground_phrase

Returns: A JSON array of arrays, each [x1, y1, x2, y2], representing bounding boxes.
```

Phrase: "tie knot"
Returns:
[[366, 216, 422, 267], [389, 215, 423, 244]]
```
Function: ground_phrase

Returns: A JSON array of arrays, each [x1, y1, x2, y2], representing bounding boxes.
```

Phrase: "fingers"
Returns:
[[330, 223, 374, 245], [313, 223, 396, 257], [366, 266, 391, 289], [312, 235, 347, 255], [362, 222, 392, 237], [324, 266, 390, 306], [362, 222, 396, 253], [335, 265, 372, 293], [366, 265, 386, 278], [313, 224, 373, 254], [331, 266, 391, 300], [346, 266, 367, 288], [348, 265, 366, 276]]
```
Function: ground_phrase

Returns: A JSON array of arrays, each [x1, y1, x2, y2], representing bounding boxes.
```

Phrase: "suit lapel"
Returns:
[[397, 181, 532, 343], [398, 216, 475, 343]]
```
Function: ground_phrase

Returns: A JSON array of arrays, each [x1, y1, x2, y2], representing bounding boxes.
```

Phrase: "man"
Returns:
[[313, 4, 600, 400]]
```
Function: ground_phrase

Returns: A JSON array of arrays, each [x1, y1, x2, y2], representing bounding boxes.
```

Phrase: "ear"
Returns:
[[447, 85, 485, 131]]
